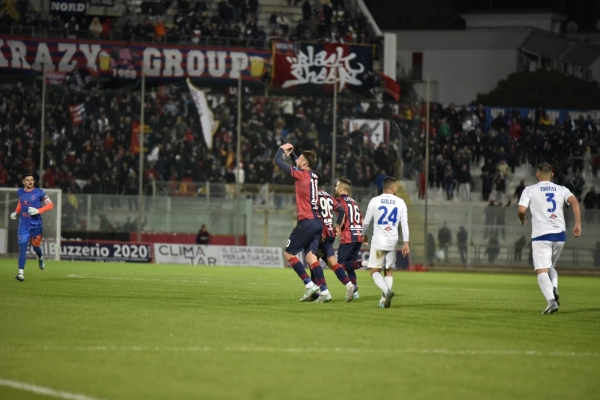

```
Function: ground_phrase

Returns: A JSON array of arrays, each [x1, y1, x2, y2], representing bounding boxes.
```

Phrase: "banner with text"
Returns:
[[28, 241, 153, 263], [0, 36, 270, 82], [50, 0, 87, 16], [343, 119, 389, 147], [271, 41, 374, 93], [154, 244, 284, 268]]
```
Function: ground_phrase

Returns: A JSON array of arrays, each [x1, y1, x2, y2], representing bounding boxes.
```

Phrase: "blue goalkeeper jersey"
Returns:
[[17, 188, 50, 229]]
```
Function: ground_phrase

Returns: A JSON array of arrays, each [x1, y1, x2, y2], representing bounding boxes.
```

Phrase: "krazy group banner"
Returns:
[[271, 41, 374, 93], [0, 36, 270, 82], [154, 244, 284, 268]]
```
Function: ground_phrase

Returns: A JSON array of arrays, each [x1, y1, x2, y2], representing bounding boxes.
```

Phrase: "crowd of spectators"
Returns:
[[396, 102, 600, 206], [0, 79, 397, 197], [0, 0, 379, 48]]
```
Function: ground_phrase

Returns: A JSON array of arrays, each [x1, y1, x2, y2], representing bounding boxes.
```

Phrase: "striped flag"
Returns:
[[187, 79, 219, 149], [68, 103, 86, 125]]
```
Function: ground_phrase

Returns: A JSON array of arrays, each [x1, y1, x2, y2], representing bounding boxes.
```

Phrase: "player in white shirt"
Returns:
[[361, 177, 410, 308], [517, 163, 581, 314]]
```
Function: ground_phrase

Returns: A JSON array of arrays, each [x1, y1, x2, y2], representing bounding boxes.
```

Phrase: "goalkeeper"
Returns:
[[11, 173, 54, 282]]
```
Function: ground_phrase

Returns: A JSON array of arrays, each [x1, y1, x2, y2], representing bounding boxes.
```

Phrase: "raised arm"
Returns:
[[567, 195, 582, 237], [274, 146, 292, 175]]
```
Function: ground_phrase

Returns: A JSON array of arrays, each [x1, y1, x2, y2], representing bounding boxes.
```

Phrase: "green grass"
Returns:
[[0, 260, 599, 400]]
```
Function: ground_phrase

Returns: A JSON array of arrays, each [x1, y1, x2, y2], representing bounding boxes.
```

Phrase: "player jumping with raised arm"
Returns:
[[518, 162, 581, 314], [274, 143, 331, 303], [308, 172, 355, 302], [335, 178, 365, 298], [361, 177, 410, 308], [11, 173, 54, 281]]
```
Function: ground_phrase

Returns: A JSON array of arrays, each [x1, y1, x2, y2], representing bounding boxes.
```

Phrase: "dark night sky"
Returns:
[[365, 0, 600, 32]]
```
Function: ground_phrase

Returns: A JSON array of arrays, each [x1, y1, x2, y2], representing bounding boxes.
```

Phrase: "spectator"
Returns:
[[101, 18, 112, 40], [494, 173, 505, 202], [89, 17, 103, 38], [514, 235, 526, 262], [64, 16, 79, 39], [248, 0, 259, 22], [437, 222, 451, 262], [485, 233, 500, 263], [302, 0, 312, 20], [276, 12, 290, 35], [155, 20, 166, 42], [583, 186, 597, 224], [426, 233, 436, 264], [481, 170, 492, 201], [457, 164, 470, 202], [443, 164, 455, 201], [484, 200, 495, 239], [457, 226, 468, 264], [196, 224, 210, 244], [494, 200, 510, 241], [513, 179, 526, 201]]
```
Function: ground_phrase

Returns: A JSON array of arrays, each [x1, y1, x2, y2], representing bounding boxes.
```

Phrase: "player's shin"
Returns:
[[287, 257, 313, 287], [33, 245, 43, 259], [548, 267, 558, 289], [384, 276, 393, 290], [18, 243, 27, 275], [330, 262, 350, 285], [343, 262, 358, 285], [309, 262, 328, 294], [537, 272, 555, 304], [371, 271, 389, 294]]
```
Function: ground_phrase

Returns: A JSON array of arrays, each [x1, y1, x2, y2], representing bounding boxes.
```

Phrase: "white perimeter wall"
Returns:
[[397, 49, 518, 105]]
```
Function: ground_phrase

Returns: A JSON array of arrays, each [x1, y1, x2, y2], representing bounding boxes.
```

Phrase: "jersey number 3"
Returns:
[[545, 193, 557, 212], [377, 206, 398, 226]]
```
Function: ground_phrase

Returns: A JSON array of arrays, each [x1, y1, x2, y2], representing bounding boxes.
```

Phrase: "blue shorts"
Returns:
[[338, 242, 362, 263], [318, 237, 336, 261], [18, 225, 43, 247], [285, 219, 323, 257]]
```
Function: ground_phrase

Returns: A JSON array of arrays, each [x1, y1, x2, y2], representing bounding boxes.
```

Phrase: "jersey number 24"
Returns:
[[378, 206, 398, 226]]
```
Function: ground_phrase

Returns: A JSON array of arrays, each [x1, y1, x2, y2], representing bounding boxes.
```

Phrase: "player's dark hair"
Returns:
[[301, 150, 317, 169], [314, 172, 323, 187], [22, 173, 34, 180], [339, 178, 352, 187], [537, 162, 553, 175], [383, 176, 398, 190]]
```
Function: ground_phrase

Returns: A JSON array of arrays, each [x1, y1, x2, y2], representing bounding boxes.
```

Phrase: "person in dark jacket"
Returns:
[[583, 186, 597, 224], [196, 224, 210, 245], [514, 235, 526, 262], [457, 226, 468, 263], [438, 222, 451, 262]]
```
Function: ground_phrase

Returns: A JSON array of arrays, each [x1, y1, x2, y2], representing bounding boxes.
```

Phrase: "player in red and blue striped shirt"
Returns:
[[274, 144, 330, 303]]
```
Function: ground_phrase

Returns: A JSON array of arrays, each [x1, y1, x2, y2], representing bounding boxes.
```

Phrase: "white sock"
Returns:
[[384, 276, 393, 290], [537, 273, 555, 302], [372, 272, 389, 294], [18, 269, 24, 275], [361, 260, 368, 267], [548, 268, 558, 289], [320, 289, 330, 295], [305, 281, 315, 289]]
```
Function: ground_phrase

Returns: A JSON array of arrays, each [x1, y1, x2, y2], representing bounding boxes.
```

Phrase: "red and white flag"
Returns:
[[68, 103, 86, 126]]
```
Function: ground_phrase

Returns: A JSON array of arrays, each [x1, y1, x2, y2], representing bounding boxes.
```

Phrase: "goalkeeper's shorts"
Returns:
[[18, 226, 43, 247]]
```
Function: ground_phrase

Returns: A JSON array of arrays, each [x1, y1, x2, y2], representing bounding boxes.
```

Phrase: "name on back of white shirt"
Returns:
[[540, 187, 557, 192], [381, 199, 395, 204]]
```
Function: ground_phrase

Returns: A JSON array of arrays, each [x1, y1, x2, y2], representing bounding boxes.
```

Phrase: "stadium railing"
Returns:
[[4, 26, 271, 49]]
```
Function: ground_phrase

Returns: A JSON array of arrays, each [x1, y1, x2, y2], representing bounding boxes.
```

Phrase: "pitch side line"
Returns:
[[0, 378, 104, 400], [1, 345, 598, 358]]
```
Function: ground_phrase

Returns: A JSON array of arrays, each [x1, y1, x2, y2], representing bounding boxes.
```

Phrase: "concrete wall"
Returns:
[[461, 13, 563, 33], [397, 48, 518, 105]]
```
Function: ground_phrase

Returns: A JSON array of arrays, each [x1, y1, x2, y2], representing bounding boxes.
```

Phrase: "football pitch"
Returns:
[[0, 261, 599, 400]]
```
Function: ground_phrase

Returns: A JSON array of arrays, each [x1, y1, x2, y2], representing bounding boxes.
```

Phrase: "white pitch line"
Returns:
[[0, 378, 105, 400], [66, 274, 287, 286], [0, 345, 598, 358]]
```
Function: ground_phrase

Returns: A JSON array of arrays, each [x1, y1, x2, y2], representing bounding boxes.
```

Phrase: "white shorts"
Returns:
[[367, 248, 396, 270], [532, 241, 564, 271]]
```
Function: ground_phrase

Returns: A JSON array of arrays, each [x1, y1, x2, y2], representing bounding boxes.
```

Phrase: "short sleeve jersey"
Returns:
[[17, 188, 50, 228], [363, 194, 408, 251], [518, 181, 574, 240], [317, 190, 343, 239], [290, 167, 319, 220], [336, 195, 363, 244]]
